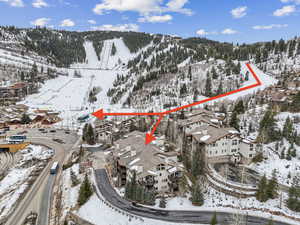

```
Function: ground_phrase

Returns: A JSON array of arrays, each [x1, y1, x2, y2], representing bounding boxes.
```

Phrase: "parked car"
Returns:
[[50, 130, 56, 133], [52, 138, 65, 144]]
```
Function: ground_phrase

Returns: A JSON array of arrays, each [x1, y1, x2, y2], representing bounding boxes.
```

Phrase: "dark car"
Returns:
[[52, 138, 65, 144], [50, 130, 56, 133]]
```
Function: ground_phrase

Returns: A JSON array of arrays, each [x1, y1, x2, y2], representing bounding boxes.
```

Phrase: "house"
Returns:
[[166, 107, 224, 148], [94, 120, 115, 144], [94, 117, 139, 144], [185, 125, 259, 165], [107, 131, 182, 193]]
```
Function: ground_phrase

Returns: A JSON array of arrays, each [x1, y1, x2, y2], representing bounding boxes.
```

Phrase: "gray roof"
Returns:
[[187, 125, 239, 144], [112, 131, 178, 177]]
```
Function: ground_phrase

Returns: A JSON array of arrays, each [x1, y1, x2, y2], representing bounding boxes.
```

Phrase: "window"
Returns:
[[232, 140, 238, 145], [249, 154, 253, 157], [231, 149, 237, 153]]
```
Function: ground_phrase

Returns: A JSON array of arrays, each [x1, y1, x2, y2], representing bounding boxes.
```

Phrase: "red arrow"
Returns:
[[91, 63, 263, 145], [145, 115, 164, 145], [92, 109, 163, 120], [162, 63, 262, 114]]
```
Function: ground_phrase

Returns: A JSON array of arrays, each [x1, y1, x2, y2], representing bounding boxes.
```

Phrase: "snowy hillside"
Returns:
[[21, 39, 136, 129]]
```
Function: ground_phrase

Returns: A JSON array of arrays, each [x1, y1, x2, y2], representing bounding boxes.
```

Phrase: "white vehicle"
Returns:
[[50, 161, 59, 174]]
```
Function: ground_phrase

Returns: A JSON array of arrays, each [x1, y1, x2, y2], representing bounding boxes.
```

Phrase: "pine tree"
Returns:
[[70, 169, 79, 187], [266, 170, 278, 199], [191, 150, 204, 177], [111, 42, 117, 56], [125, 182, 132, 199], [234, 100, 245, 114], [82, 123, 88, 142], [77, 174, 93, 206], [291, 91, 300, 112], [229, 111, 239, 130], [258, 110, 280, 143], [256, 175, 268, 202], [210, 211, 218, 225], [286, 148, 292, 160], [205, 76, 212, 97], [159, 196, 167, 208], [21, 113, 32, 124], [30, 63, 38, 82], [191, 183, 204, 206], [291, 147, 297, 158], [287, 183, 300, 212], [188, 65, 192, 81], [283, 117, 294, 142], [85, 123, 96, 145], [280, 150, 285, 159], [211, 66, 218, 79]]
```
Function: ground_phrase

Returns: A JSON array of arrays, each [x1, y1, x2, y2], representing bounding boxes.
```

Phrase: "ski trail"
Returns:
[[105, 41, 112, 69]]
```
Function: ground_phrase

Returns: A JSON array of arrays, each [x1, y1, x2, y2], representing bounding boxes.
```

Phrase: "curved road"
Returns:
[[5, 130, 79, 225], [95, 169, 292, 225]]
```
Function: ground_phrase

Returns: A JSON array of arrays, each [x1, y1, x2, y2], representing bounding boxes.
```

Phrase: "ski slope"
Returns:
[[22, 39, 137, 129]]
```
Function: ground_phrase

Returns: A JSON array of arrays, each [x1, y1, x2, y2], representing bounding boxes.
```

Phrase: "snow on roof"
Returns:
[[128, 157, 140, 166], [200, 135, 211, 142], [168, 167, 177, 173], [229, 130, 239, 134], [147, 170, 157, 176]]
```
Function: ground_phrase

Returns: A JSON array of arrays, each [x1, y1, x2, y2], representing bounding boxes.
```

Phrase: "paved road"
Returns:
[[5, 128, 78, 225], [37, 174, 55, 225], [95, 169, 292, 225]]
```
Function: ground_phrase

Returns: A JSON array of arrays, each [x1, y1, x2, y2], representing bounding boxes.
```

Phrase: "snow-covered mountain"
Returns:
[[1, 26, 300, 114]]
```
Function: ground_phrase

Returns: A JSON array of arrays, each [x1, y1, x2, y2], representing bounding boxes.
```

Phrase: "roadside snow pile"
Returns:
[[61, 163, 82, 219], [20, 145, 54, 162], [0, 145, 53, 221]]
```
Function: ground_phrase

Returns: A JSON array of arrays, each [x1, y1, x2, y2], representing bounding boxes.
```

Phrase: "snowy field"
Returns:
[[0, 145, 53, 221]]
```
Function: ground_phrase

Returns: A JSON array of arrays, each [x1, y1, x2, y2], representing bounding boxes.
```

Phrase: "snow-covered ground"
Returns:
[[60, 164, 81, 220], [249, 142, 300, 186], [0, 145, 53, 221]]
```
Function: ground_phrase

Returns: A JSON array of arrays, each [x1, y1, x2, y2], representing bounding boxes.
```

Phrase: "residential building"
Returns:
[[185, 124, 259, 165], [107, 131, 182, 193]]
